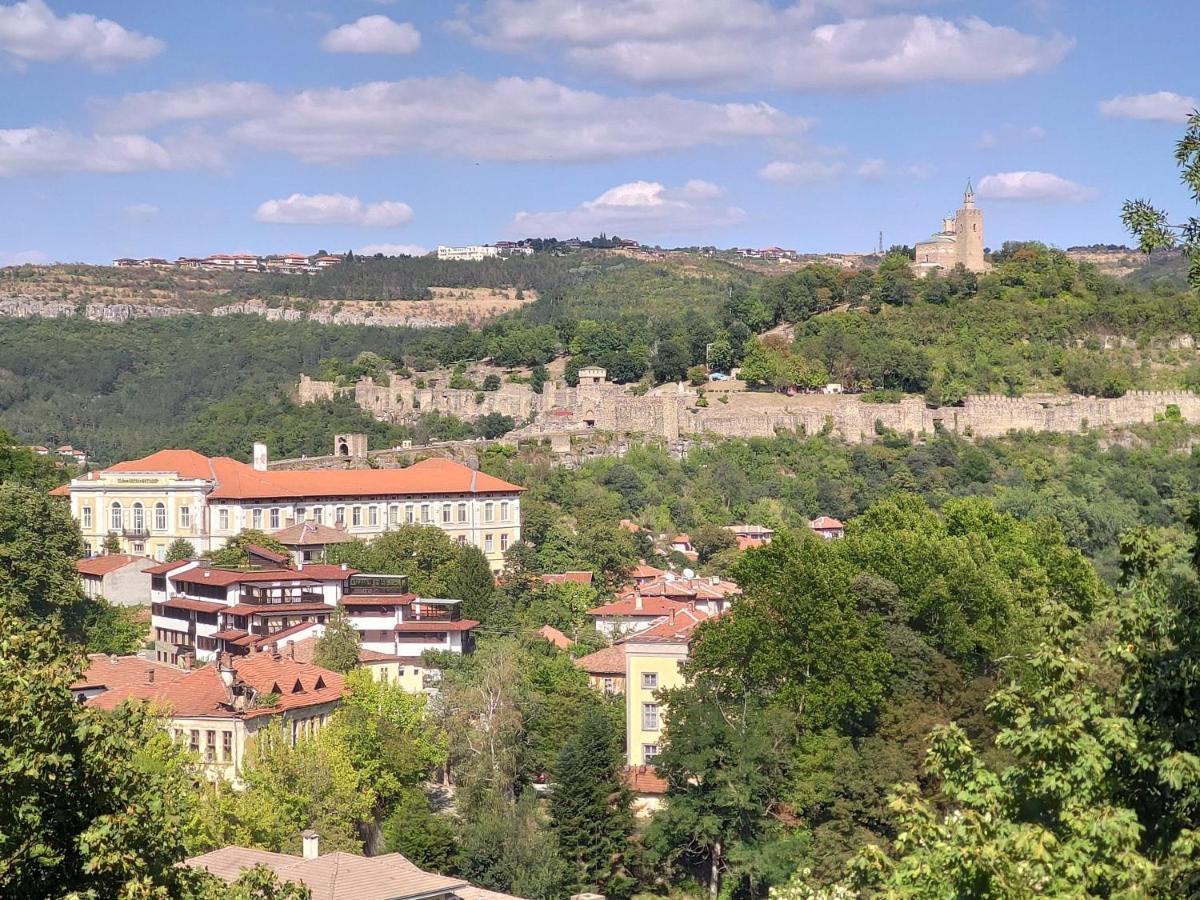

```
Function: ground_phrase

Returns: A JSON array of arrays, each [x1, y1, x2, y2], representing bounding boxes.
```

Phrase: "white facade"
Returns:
[[437, 245, 502, 262]]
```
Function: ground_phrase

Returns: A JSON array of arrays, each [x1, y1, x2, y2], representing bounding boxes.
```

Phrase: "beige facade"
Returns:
[[913, 182, 988, 275]]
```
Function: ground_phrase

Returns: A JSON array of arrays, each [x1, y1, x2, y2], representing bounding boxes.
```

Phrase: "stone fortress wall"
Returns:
[[297, 372, 1200, 449]]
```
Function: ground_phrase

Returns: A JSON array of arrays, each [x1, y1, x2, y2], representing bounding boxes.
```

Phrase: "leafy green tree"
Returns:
[[0, 617, 201, 897], [456, 790, 567, 900], [482, 374, 502, 391], [210, 530, 290, 568], [550, 706, 639, 900], [446, 545, 499, 623], [0, 482, 88, 630], [196, 864, 313, 899], [329, 525, 460, 595], [166, 537, 197, 562], [529, 364, 548, 395], [102, 532, 122, 554], [651, 338, 690, 384], [80, 599, 147, 655], [312, 607, 361, 674], [691, 524, 737, 563], [0, 428, 66, 490], [379, 788, 459, 873], [1123, 109, 1200, 289]]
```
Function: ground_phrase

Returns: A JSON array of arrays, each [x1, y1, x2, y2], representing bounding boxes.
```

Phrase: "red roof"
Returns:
[[624, 765, 667, 794], [340, 593, 416, 607], [76, 554, 147, 577], [575, 644, 625, 675], [630, 562, 667, 579], [159, 596, 227, 615], [810, 516, 844, 530], [76, 452, 522, 501], [49, 484, 70, 496], [536, 625, 574, 649], [174, 565, 351, 588], [223, 602, 332, 617], [145, 559, 195, 575], [394, 619, 478, 633], [540, 571, 593, 586], [735, 536, 764, 550], [588, 596, 687, 618], [72, 654, 188, 694], [622, 606, 715, 644], [79, 653, 346, 719], [245, 544, 289, 565]]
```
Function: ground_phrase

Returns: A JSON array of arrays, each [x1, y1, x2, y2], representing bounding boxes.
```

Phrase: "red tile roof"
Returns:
[[81, 654, 346, 719], [735, 536, 765, 550], [340, 593, 416, 607], [624, 765, 667, 795], [105, 448, 217, 480], [810, 515, 844, 529], [245, 544, 289, 565], [631, 562, 667, 579], [394, 619, 478, 633], [73, 653, 188, 694], [622, 606, 715, 644], [588, 596, 687, 618], [49, 484, 70, 496], [224, 602, 332, 617], [145, 560, 196, 575], [540, 571, 593, 586], [575, 644, 625, 675], [76, 554, 147, 577], [536, 625, 574, 649], [269, 521, 355, 546], [160, 596, 226, 615], [174, 565, 351, 587]]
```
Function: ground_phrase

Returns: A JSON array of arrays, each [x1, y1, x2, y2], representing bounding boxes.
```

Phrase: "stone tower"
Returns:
[[954, 180, 986, 272]]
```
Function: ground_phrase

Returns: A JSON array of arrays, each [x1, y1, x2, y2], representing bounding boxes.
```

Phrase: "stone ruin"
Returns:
[[296, 370, 1200, 450]]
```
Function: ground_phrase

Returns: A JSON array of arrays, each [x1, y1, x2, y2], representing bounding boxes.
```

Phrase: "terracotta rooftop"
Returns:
[[624, 765, 668, 795], [588, 595, 687, 618], [75, 452, 523, 501], [73, 653, 188, 694], [574, 644, 625, 675], [394, 619, 478, 633], [186, 847, 522, 900], [270, 521, 356, 546], [246, 544, 290, 565], [76, 653, 345, 720], [173, 564, 353, 587], [76, 554, 147, 577], [621, 606, 715, 644], [631, 562, 667, 579], [536, 625, 574, 650], [810, 515, 844, 529], [540, 571, 593, 586]]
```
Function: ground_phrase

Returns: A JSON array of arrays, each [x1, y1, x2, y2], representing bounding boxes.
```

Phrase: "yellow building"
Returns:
[[622, 606, 714, 767], [56, 447, 523, 572]]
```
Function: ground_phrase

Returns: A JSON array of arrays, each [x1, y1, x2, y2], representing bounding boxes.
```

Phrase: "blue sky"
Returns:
[[0, 0, 1196, 265]]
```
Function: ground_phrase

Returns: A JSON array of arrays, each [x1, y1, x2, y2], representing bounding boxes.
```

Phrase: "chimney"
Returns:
[[146, 668, 155, 683], [634, 594, 643, 611], [252, 442, 269, 472], [287, 640, 295, 660], [301, 830, 319, 859], [340, 563, 348, 571], [270, 641, 280, 659]]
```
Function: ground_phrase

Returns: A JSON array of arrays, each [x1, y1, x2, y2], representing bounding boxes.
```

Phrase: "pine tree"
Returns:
[[549, 706, 639, 900], [313, 607, 361, 674], [446, 545, 498, 623]]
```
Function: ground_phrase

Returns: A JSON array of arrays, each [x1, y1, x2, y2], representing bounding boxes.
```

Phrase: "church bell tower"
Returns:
[[954, 179, 986, 272]]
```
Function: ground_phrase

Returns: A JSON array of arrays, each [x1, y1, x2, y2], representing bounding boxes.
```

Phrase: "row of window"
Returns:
[[217, 500, 515, 532], [176, 727, 234, 764], [82, 501, 191, 533]]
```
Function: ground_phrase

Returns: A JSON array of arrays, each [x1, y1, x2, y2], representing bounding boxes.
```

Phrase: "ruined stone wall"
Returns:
[[298, 372, 1200, 448]]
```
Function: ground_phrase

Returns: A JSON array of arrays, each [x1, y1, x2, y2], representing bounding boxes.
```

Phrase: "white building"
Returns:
[[437, 245, 502, 262]]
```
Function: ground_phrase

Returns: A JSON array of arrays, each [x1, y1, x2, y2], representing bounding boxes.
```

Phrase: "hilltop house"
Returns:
[[76, 554, 157, 606]]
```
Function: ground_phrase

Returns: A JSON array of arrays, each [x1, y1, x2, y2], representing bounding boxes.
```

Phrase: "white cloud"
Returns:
[[976, 171, 1097, 203], [111, 76, 804, 163], [510, 179, 745, 239], [976, 123, 1046, 149], [759, 159, 845, 184], [255, 193, 415, 227], [321, 15, 420, 54], [95, 82, 278, 131], [0, 0, 162, 69], [123, 202, 159, 222], [0, 127, 214, 176], [1099, 91, 1198, 123], [906, 163, 934, 179], [356, 242, 429, 257], [457, 1, 1072, 91], [857, 158, 887, 180], [0, 248, 49, 266]]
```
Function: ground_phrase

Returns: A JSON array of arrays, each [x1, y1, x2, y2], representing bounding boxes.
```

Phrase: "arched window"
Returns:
[[154, 502, 167, 531], [110, 501, 123, 532], [132, 502, 145, 533]]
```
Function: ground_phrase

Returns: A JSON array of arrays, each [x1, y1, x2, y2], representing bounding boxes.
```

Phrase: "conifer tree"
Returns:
[[549, 706, 639, 900], [313, 607, 361, 674]]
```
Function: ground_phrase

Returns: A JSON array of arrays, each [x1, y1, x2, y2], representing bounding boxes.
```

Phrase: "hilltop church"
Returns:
[[913, 181, 989, 275]]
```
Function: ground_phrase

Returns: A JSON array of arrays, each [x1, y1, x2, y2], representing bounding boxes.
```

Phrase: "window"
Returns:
[[406, 504, 415, 524], [642, 703, 660, 731], [313, 507, 323, 525], [442, 503, 452, 524], [369, 505, 379, 527], [603, 677, 615, 694], [484, 502, 494, 523], [643, 743, 659, 761], [389, 505, 400, 526], [155, 545, 164, 562], [81, 505, 92, 529], [131, 502, 144, 533], [270, 508, 281, 529], [500, 533, 509, 552], [252, 509, 263, 529], [484, 534, 494, 553], [109, 501, 123, 532], [218, 508, 229, 530], [154, 502, 166, 531], [205, 729, 216, 761], [500, 501, 510, 522], [189, 729, 200, 754], [642, 672, 658, 690], [222, 731, 232, 762], [421, 504, 431, 524], [336, 506, 345, 525], [352, 506, 362, 527], [457, 502, 468, 523], [457, 535, 467, 546], [180, 507, 191, 529], [133, 542, 145, 554]]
